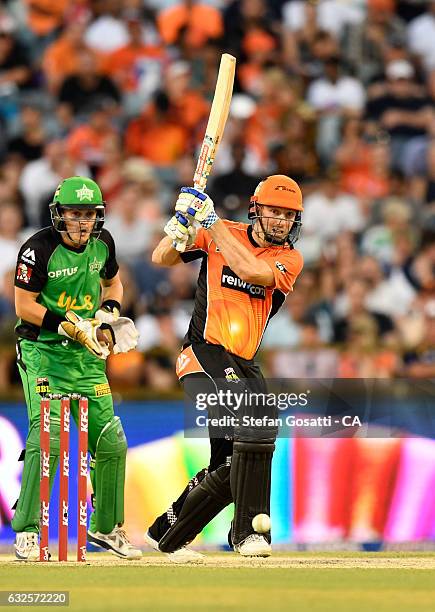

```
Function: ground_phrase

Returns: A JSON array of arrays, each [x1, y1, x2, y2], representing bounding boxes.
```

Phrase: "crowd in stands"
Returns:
[[0, 0, 435, 391]]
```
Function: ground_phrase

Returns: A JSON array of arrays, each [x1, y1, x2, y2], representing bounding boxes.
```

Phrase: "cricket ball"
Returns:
[[252, 513, 271, 533]]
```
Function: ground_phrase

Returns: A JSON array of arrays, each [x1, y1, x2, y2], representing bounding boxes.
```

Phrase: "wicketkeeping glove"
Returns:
[[95, 301, 120, 324], [99, 317, 139, 354], [175, 187, 219, 229], [58, 311, 110, 360]]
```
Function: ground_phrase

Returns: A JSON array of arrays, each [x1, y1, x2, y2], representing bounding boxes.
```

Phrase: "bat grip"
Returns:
[[174, 211, 195, 253], [174, 182, 206, 251]]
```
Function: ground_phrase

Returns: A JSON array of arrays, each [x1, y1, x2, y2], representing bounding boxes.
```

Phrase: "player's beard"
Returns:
[[253, 217, 289, 246]]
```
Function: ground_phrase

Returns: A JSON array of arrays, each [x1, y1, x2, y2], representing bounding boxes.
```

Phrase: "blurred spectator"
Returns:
[[164, 61, 209, 134], [403, 228, 435, 292], [104, 11, 169, 115], [0, 267, 17, 389], [306, 55, 365, 164], [66, 104, 119, 172], [358, 255, 416, 318], [238, 27, 279, 97], [365, 59, 433, 171], [157, 0, 223, 49], [338, 313, 398, 378], [0, 267, 14, 325], [0, 17, 31, 130], [104, 183, 158, 263], [209, 93, 260, 176], [142, 349, 178, 391], [223, 0, 277, 61], [24, 0, 67, 40], [22, 0, 68, 58], [209, 142, 260, 221], [84, 0, 130, 54], [283, 0, 364, 41], [333, 279, 395, 344], [7, 104, 46, 163], [270, 139, 317, 188], [120, 157, 164, 218], [125, 90, 187, 167], [399, 299, 435, 377], [361, 197, 414, 265], [42, 9, 94, 94], [407, 1, 435, 73], [409, 139, 435, 223], [245, 68, 305, 169], [94, 135, 125, 206], [262, 291, 310, 350], [369, 169, 411, 223], [19, 139, 89, 228], [136, 284, 191, 354], [335, 119, 392, 200], [299, 168, 364, 264], [0, 204, 23, 281], [0, 157, 24, 206], [58, 49, 121, 117], [266, 332, 339, 377], [342, 0, 406, 85], [282, 1, 362, 76]]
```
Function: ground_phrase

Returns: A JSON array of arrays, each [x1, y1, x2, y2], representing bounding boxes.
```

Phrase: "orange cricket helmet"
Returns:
[[248, 174, 303, 246]]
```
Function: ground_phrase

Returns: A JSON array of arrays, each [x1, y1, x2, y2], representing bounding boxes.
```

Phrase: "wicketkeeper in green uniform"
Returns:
[[12, 176, 141, 560]]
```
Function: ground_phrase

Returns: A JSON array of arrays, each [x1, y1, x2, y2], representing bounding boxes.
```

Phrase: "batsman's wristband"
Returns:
[[42, 310, 65, 333], [100, 299, 121, 314], [201, 211, 219, 229]]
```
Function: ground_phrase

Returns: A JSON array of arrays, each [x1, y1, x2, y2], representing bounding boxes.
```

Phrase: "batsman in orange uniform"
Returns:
[[147, 175, 303, 560]]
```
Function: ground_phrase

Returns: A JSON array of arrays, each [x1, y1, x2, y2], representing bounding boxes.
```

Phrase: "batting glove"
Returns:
[[175, 187, 219, 229], [164, 213, 197, 248]]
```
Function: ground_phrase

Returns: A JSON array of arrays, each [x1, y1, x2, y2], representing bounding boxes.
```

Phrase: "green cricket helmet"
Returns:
[[49, 176, 105, 237]]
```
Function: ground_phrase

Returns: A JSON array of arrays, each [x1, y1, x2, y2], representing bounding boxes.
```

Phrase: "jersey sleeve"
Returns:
[[14, 237, 49, 292], [99, 229, 119, 279], [180, 227, 210, 263], [263, 249, 303, 294]]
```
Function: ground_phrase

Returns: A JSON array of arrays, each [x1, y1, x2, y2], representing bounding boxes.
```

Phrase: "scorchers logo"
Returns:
[[221, 266, 266, 299]]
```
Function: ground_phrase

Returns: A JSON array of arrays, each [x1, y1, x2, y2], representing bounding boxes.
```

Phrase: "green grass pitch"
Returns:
[[1, 552, 434, 611]]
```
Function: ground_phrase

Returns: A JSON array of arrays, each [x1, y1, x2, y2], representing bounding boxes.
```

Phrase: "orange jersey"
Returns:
[[180, 221, 303, 360]]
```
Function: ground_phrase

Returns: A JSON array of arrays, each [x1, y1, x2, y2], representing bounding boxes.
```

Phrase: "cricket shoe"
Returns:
[[87, 526, 142, 559], [144, 531, 204, 564], [14, 532, 40, 561], [234, 534, 271, 557]]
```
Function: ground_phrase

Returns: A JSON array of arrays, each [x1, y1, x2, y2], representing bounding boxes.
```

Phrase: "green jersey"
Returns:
[[14, 227, 119, 342]]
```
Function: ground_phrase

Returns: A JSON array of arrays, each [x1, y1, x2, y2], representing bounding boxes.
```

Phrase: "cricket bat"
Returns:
[[175, 53, 236, 252]]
